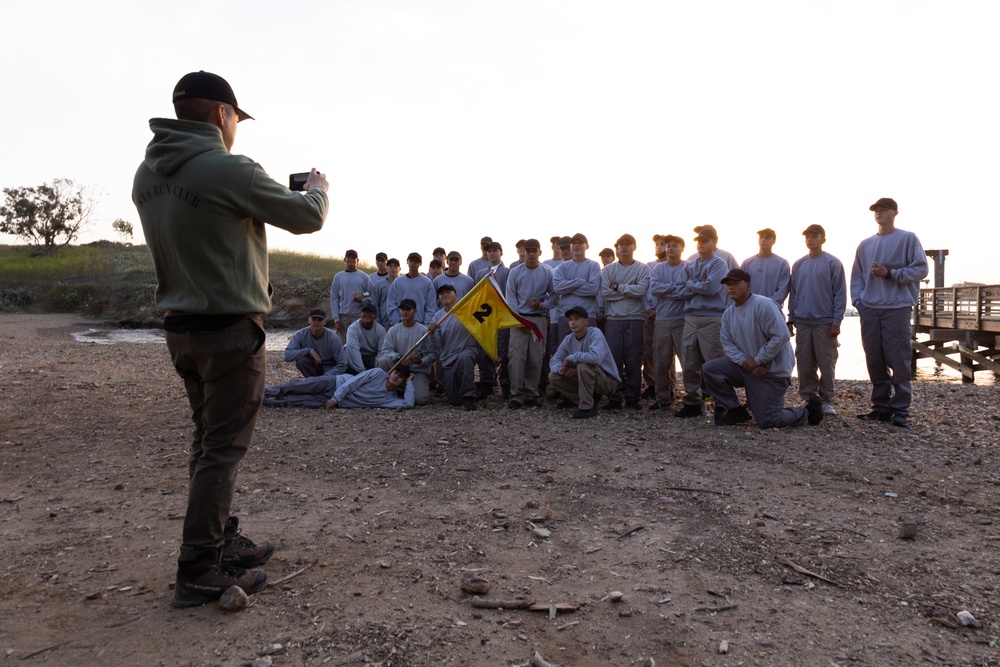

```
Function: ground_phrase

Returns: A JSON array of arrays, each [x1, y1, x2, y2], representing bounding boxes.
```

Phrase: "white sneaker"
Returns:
[[821, 402, 837, 416]]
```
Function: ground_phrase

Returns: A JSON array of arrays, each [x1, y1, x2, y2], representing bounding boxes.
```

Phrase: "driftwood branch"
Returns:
[[472, 598, 534, 609], [659, 486, 726, 496], [617, 525, 645, 540], [780, 558, 841, 587], [268, 561, 316, 587]]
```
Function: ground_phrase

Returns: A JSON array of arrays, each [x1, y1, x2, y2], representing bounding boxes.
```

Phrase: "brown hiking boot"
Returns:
[[222, 517, 274, 568], [172, 559, 267, 608]]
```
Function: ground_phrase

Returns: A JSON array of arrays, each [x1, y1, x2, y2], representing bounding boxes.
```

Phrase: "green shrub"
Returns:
[[43, 283, 104, 313], [0, 286, 33, 311]]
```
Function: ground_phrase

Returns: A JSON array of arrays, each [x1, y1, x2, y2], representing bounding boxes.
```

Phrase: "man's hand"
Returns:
[[829, 325, 841, 337], [334, 320, 345, 334], [559, 358, 576, 378], [741, 356, 767, 377], [787, 322, 795, 336], [646, 308, 656, 321], [869, 262, 890, 279], [310, 350, 322, 365], [427, 321, 439, 333], [304, 168, 329, 192], [324, 399, 337, 409], [352, 292, 364, 303], [528, 297, 542, 310]]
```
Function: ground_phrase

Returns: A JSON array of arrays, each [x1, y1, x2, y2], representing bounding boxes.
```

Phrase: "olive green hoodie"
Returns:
[[133, 118, 328, 316]]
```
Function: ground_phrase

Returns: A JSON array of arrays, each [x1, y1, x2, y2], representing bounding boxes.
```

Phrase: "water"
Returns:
[[72, 320, 994, 385], [71, 327, 297, 352]]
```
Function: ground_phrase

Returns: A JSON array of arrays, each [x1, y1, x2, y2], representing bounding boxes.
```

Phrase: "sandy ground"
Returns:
[[1, 314, 999, 667]]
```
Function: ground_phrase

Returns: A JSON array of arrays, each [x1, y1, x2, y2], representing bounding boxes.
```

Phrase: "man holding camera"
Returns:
[[133, 71, 329, 607]]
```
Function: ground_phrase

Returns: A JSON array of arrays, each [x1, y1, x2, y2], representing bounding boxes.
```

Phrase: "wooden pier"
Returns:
[[913, 284, 1000, 382]]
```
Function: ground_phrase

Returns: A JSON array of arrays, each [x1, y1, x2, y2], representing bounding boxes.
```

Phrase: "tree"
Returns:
[[0, 179, 96, 253], [112, 218, 134, 244]]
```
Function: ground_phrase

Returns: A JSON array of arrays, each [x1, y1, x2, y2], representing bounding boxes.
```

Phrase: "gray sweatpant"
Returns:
[[702, 356, 807, 429], [858, 304, 913, 416]]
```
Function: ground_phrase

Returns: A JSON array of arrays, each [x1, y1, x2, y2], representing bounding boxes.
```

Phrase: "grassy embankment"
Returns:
[[0, 243, 358, 326]]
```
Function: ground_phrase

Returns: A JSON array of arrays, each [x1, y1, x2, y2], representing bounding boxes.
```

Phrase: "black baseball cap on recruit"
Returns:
[[308, 309, 326, 319], [869, 197, 898, 211], [565, 305, 588, 319], [721, 268, 752, 284], [173, 71, 254, 121]]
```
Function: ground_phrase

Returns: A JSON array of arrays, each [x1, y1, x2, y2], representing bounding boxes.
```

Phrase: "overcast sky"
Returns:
[[1, 0, 996, 284]]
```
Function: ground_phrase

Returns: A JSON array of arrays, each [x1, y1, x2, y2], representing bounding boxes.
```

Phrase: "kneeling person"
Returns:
[[702, 269, 823, 429], [283, 309, 348, 377], [548, 306, 621, 419], [427, 284, 479, 411]]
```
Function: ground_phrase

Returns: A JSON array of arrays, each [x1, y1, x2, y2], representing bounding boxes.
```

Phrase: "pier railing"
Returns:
[[915, 285, 1000, 333], [913, 285, 1000, 381]]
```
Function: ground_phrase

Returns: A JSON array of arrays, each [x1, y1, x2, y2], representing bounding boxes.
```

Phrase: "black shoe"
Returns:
[[524, 398, 542, 408], [222, 517, 274, 568], [508, 400, 522, 410], [572, 408, 597, 419], [674, 403, 702, 418], [501, 387, 511, 400], [476, 384, 492, 401], [856, 410, 891, 422], [640, 386, 656, 400], [806, 396, 824, 426], [648, 401, 662, 411], [716, 405, 752, 425], [464, 399, 478, 411], [604, 399, 623, 410], [556, 398, 575, 409], [890, 413, 909, 428], [625, 400, 641, 410], [172, 559, 266, 608]]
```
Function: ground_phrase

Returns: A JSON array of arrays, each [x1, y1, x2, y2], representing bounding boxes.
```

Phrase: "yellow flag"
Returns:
[[448, 274, 543, 360]]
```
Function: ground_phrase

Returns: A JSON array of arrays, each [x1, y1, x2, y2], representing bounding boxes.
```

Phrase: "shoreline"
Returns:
[[8, 312, 993, 387]]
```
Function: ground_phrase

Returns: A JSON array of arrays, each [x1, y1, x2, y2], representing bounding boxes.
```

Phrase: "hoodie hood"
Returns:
[[143, 118, 227, 177]]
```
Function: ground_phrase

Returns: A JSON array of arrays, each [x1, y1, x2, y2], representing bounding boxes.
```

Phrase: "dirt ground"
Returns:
[[2, 314, 1000, 667]]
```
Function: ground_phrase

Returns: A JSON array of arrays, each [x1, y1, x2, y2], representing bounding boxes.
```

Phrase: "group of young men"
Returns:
[[136, 70, 931, 611], [274, 199, 927, 429]]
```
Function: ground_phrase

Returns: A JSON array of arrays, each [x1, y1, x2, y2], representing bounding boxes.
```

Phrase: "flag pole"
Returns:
[[385, 308, 454, 376]]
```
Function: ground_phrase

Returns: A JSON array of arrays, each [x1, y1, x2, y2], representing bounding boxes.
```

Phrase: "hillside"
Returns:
[[0, 243, 359, 327]]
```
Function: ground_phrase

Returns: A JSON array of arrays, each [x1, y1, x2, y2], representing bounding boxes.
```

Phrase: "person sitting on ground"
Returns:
[[377, 298, 435, 405], [427, 283, 480, 411], [344, 299, 386, 373], [264, 366, 413, 409], [547, 306, 621, 419], [283, 309, 349, 377], [701, 269, 824, 429]]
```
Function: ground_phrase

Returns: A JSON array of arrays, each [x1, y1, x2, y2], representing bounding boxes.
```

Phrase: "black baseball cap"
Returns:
[[523, 238, 541, 251], [173, 71, 253, 122], [407, 252, 422, 263], [869, 197, 898, 211], [802, 224, 826, 237], [361, 299, 377, 313], [693, 225, 718, 242], [436, 283, 457, 295], [721, 268, 752, 284], [375, 252, 388, 261], [565, 305, 589, 319], [399, 298, 417, 310], [308, 308, 326, 319]]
